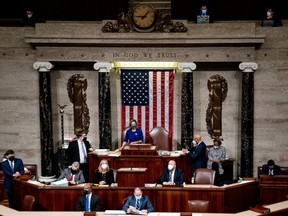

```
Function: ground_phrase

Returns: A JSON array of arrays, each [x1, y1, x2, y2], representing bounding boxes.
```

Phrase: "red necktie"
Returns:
[[70, 174, 74, 181]]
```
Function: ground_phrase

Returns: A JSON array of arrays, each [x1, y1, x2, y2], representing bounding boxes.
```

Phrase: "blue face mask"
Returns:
[[202, 9, 207, 15]]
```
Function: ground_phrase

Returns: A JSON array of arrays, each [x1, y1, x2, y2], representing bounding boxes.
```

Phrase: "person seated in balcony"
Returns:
[[262, 159, 282, 175], [196, 5, 214, 23], [58, 161, 85, 185], [93, 159, 115, 186], [160, 160, 184, 186], [261, 7, 283, 27]]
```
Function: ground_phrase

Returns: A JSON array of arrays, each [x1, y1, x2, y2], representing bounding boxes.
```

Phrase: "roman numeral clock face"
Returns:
[[132, 4, 156, 32]]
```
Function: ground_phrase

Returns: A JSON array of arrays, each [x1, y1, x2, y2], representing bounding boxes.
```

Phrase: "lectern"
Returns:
[[117, 167, 147, 187], [121, 144, 157, 156]]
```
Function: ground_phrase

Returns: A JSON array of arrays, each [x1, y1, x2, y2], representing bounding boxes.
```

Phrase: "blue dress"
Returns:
[[124, 128, 144, 143]]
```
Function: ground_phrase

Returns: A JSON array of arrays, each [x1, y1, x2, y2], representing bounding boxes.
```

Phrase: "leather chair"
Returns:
[[21, 195, 35, 211], [24, 164, 38, 180], [188, 200, 209, 212], [149, 127, 169, 150], [194, 168, 216, 185]]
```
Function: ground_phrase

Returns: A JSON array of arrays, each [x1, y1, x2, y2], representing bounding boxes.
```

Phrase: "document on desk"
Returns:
[[104, 210, 126, 215], [129, 206, 144, 214], [159, 213, 180, 216]]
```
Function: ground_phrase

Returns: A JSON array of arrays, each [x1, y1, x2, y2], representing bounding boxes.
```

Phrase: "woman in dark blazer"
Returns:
[[93, 159, 115, 185]]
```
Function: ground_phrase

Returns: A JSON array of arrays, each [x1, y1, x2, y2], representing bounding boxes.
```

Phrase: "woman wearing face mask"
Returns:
[[261, 7, 283, 27], [120, 119, 144, 150], [93, 159, 115, 185], [207, 139, 226, 184]]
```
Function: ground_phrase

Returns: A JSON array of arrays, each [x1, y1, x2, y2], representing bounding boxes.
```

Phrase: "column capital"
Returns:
[[33, 62, 53, 72], [178, 62, 197, 72], [93, 62, 113, 72], [239, 62, 258, 73]]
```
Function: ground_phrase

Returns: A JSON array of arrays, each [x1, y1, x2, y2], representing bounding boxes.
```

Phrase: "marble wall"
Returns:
[[0, 22, 287, 177]]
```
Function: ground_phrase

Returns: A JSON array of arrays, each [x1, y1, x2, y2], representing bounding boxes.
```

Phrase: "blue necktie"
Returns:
[[136, 199, 140, 210], [85, 195, 89, 212]]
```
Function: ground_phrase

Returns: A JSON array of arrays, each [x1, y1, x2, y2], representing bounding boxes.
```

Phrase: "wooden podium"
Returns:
[[117, 167, 147, 187], [121, 144, 157, 156]]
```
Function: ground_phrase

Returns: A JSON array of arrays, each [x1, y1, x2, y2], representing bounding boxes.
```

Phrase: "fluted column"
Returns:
[[178, 62, 197, 147], [33, 62, 55, 176], [94, 62, 113, 149], [239, 62, 258, 177]]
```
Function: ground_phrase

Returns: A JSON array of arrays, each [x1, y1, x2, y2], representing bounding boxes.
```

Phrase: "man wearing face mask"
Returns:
[[76, 183, 101, 211], [120, 119, 144, 150], [196, 5, 214, 23], [123, 187, 154, 214], [1, 149, 24, 209], [207, 139, 226, 185], [58, 161, 85, 185], [160, 160, 184, 186], [182, 134, 207, 175]]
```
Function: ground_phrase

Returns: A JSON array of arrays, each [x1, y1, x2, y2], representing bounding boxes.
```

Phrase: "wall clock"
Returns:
[[132, 3, 157, 32]]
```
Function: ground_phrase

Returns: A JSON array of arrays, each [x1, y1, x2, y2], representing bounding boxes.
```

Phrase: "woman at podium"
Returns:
[[120, 119, 144, 150]]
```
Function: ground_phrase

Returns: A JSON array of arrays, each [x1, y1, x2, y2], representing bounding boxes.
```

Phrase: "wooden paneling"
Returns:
[[13, 179, 257, 213]]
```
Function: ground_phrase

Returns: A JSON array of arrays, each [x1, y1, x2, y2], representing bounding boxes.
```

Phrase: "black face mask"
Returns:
[[8, 156, 15, 161], [83, 189, 89, 195], [71, 169, 77, 174]]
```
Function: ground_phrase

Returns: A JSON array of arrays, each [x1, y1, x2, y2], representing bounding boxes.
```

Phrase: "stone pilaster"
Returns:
[[239, 62, 258, 177], [178, 63, 197, 147], [33, 62, 55, 176], [94, 62, 113, 149]]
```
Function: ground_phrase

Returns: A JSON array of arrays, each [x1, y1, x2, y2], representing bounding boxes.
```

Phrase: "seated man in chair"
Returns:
[[160, 160, 184, 186]]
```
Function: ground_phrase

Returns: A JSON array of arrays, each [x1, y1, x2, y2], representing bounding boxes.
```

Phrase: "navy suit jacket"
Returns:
[[76, 194, 101, 211], [123, 195, 154, 213], [57, 168, 85, 183], [67, 140, 91, 164], [262, 164, 282, 175], [1, 158, 24, 189], [160, 168, 184, 185], [187, 141, 207, 171]]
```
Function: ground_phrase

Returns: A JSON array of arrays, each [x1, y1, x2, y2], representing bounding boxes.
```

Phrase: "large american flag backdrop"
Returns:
[[121, 69, 174, 149]]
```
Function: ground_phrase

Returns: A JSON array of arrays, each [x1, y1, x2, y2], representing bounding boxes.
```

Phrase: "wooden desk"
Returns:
[[13, 179, 257, 213], [259, 175, 288, 205], [117, 168, 147, 187], [89, 153, 235, 184]]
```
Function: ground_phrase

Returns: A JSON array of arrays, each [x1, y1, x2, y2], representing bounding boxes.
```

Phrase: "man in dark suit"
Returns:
[[67, 133, 94, 182], [123, 187, 154, 214], [160, 160, 184, 186], [182, 134, 207, 175], [262, 159, 282, 175], [76, 183, 101, 211], [1, 149, 24, 208], [58, 161, 85, 184]]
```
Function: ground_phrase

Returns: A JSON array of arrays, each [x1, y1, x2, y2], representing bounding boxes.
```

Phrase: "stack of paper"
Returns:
[[104, 210, 126, 215]]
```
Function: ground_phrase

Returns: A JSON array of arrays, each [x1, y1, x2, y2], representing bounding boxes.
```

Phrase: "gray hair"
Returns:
[[72, 161, 80, 169]]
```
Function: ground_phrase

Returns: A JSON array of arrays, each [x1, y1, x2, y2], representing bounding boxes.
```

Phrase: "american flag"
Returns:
[[121, 70, 174, 149]]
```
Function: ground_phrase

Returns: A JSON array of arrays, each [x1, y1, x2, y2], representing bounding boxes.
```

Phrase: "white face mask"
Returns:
[[214, 145, 219, 149], [168, 164, 173, 171], [101, 164, 108, 169], [267, 12, 272, 17], [192, 140, 197, 146]]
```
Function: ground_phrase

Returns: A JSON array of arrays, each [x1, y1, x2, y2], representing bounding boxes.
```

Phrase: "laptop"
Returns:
[[197, 15, 210, 24]]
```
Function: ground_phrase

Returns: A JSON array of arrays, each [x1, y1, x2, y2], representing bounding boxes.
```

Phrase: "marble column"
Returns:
[[94, 62, 113, 149], [33, 62, 55, 176], [178, 62, 197, 147], [239, 62, 258, 177]]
